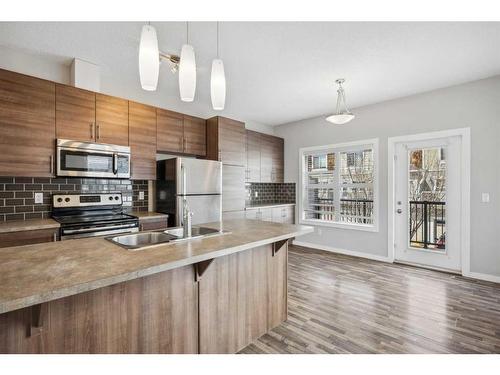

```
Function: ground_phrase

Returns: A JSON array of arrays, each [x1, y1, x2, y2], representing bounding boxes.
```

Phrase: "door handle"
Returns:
[[396, 209, 402, 214], [113, 154, 118, 174]]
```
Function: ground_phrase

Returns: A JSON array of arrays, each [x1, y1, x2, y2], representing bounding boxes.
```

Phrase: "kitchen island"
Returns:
[[0, 219, 312, 354]]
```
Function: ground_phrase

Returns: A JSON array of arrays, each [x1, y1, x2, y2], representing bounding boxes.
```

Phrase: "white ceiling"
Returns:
[[1, 22, 500, 126]]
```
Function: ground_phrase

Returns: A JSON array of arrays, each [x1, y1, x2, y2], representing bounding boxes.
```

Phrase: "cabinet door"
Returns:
[[272, 207, 284, 223], [0, 69, 56, 177], [95, 94, 129, 146], [272, 136, 284, 182], [56, 84, 96, 142], [222, 210, 246, 220], [245, 209, 259, 220], [222, 165, 246, 212], [283, 206, 295, 224], [139, 218, 168, 231], [157, 109, 184, 153], [0, 228, 58, 248], [260, 134, 274, 183], [129, 102, 157, 180], [260, 208, 273, 222], [218, 117, 246, 166], [183, 115, 206, 156], [246, 130, 261, 182]]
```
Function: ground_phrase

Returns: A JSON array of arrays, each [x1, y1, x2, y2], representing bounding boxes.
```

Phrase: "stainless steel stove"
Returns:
[[52, 193, 139, 240]]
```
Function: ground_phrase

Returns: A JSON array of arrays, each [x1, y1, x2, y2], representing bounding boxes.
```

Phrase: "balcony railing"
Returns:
[[339, 199, 373, 224], [409, 201, 446, 249]]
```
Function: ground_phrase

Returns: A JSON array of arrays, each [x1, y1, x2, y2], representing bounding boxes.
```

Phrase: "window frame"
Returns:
[[298, 138, 379, 232]]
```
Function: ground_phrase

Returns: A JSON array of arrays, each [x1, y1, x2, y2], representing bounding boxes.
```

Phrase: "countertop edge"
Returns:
[[0, 219, 60, 234], [0, 225, 313, 315]]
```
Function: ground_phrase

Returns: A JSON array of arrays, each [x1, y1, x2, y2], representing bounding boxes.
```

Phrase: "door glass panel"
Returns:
[[408, 147, 446, 250]]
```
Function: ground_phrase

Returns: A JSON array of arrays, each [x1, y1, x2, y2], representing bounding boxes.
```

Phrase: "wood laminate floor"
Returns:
[[240, 245, 500, 354]]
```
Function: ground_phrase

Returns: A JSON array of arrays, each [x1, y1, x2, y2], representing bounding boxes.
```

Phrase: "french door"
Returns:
[[392, 134, 463, 272]]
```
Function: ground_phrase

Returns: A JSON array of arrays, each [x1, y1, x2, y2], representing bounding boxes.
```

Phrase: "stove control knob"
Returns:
[[109, 196, 113, 201], [57, 198, 63, 203], [115, 196, 119, 201], [64, 197, 70, 203]]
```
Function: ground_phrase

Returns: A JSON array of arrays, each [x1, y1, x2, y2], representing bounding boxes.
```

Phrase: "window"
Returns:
[[299, 139, 378, 231]]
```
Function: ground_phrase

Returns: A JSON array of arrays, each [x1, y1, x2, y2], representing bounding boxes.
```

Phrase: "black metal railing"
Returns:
[[409, 201, 446, 249], [339, 199, 374, 224]]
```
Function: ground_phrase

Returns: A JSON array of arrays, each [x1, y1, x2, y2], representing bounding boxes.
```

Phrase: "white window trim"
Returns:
[[298, 138, 379, 233]]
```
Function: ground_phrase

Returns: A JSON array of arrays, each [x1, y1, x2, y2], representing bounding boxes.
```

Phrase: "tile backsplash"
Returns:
[[0, 177, 149, 222], [245, 183, 296, 206]]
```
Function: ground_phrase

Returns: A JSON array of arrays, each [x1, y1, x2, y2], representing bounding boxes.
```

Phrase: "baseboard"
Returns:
[[463, 271, 500, 284], [292, 240, 392, 263]]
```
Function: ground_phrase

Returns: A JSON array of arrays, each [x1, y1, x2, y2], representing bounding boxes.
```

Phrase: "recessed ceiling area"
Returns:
[[1, 22, 499, 126]]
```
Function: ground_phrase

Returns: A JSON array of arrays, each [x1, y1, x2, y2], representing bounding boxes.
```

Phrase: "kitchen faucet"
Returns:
[[183, 198, 193, 238]]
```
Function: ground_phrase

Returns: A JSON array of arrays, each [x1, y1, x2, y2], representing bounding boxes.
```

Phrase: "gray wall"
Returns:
[[275, 76, 500, 277]]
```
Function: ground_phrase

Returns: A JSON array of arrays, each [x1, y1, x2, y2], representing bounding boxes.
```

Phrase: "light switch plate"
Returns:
[[139, 191, 145, 201], [482, 193, 490, 203], [34, 192, 43, 204]]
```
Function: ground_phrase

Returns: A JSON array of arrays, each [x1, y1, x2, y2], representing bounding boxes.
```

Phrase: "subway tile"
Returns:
[[5, 184, 24, 191], [5, 213, 24, 221], [15, 206, 34, 213], [25, 184, 42, 191], [42, 184, 60, 191], [50, 178, 67, 184], [0, 192, 14, 198], [34, 177, 51, 184], [5, 198, 24, 206], [15, 177, 33, 184], [25, 212, 43, 220], [15, 191, 33, 198], [0, 206, 14, 214]]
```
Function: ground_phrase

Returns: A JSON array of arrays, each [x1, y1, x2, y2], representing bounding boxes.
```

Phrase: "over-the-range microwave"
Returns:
[[56, 139, 131, 179]]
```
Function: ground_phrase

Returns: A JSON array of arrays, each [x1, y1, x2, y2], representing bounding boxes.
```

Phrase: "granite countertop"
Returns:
[[0, 219, 313, 315], [245, 202, 296, 210], [131, 211, 168, 221], [0, 218, 60, 234]]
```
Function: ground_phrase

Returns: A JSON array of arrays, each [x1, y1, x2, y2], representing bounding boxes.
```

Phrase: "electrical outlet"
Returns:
[[34, 192, 43, 204], [482, 193, 490, 203], [139, 191, 145, 201], [254, 191, 258, 198]]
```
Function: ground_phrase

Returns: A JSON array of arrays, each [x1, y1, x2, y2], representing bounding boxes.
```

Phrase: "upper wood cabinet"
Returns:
[[260, 134, 284, 183], [206, 116, 246, 166], [246, 130, 261, 182], [0, 69, 56, 177], [157, 109, 184, 153], [56, 86, 129, 146], [183, 115, 207, 157], [129, 101, 157, 180], [95, 94, 129, 146], [157, 111, 206, 157], [56, 85, 96, 142]]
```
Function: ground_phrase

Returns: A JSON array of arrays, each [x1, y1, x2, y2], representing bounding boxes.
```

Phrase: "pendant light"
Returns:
[[211, 22, 226, 110], [179, 22, 197, 102], [326, 78, 355, 125], [138, 24, 160, 91]]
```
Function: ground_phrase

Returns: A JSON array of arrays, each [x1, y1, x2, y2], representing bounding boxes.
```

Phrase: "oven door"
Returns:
[[57, 147, 130, 178]]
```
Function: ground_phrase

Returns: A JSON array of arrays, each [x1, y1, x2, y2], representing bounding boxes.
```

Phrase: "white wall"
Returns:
[[275, 76, 500, 278]]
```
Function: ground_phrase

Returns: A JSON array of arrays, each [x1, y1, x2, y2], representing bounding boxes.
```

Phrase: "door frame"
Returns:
[[387, 128, 471, 275]]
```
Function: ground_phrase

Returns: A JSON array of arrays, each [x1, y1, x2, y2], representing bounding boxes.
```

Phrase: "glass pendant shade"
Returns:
[[326, 79, 355, 125], [210, 59, 226, 110], [179, 44, 197, 102], [138, 25, 159, 91]]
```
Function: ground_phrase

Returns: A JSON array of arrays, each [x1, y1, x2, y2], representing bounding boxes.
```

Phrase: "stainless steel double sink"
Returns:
[[107, 226, 226, 250]]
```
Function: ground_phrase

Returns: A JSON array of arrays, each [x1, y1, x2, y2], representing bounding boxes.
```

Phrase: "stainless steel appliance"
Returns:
[[156, 157, 222, 227], [52, 193, 139, 240], [56, 139, 131, 178]]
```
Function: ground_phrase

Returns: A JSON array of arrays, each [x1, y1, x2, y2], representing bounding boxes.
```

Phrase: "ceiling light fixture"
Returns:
[[326, 78, 355, 125], [138, 24, 160, 91], [210, 22, 226, 110], [178, 22, 197, 102]]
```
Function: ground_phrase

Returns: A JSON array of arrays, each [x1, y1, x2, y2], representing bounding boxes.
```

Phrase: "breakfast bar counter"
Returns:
[[0, 219, 312, 354]]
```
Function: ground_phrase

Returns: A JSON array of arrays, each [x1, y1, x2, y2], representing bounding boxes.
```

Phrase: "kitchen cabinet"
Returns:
[[246, 205, 295, 224], [129, 102, 157, 180], [138, 217, 169, 231], [260, 134, 284, 183], [157, 109, 184, 153], [222, 165, 246, 212], [55, 85, 96, 142], [183, 115, 207, 156], [95, 94, 129, 146], [207, 116, 246, 166], [0, 69, 56, 177], [56, 86, 129, 146], [245, 130, 261, 182], [222, 210, 246, 220], [157, 111, 206, 157], [0, 228, 58, 249]]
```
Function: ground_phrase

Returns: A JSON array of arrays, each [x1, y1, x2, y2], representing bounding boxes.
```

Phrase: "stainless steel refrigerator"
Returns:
[[156, 157, 222, 227]]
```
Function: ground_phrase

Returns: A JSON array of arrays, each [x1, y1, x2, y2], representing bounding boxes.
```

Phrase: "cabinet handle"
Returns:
[[183, 138, 187, 151], [96, 124, 100, 140], [50, 155, 53, 175], [139, 224, 143, 231], [218, 150, 221, 161], [90, 123, 94, 139], [53, 231, 57, 241]]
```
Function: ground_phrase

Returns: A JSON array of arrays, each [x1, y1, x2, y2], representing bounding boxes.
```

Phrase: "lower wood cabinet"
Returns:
[[198, 243, 287, 354], [138, 217, 169, 231], [0, 228, 59, 249]]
